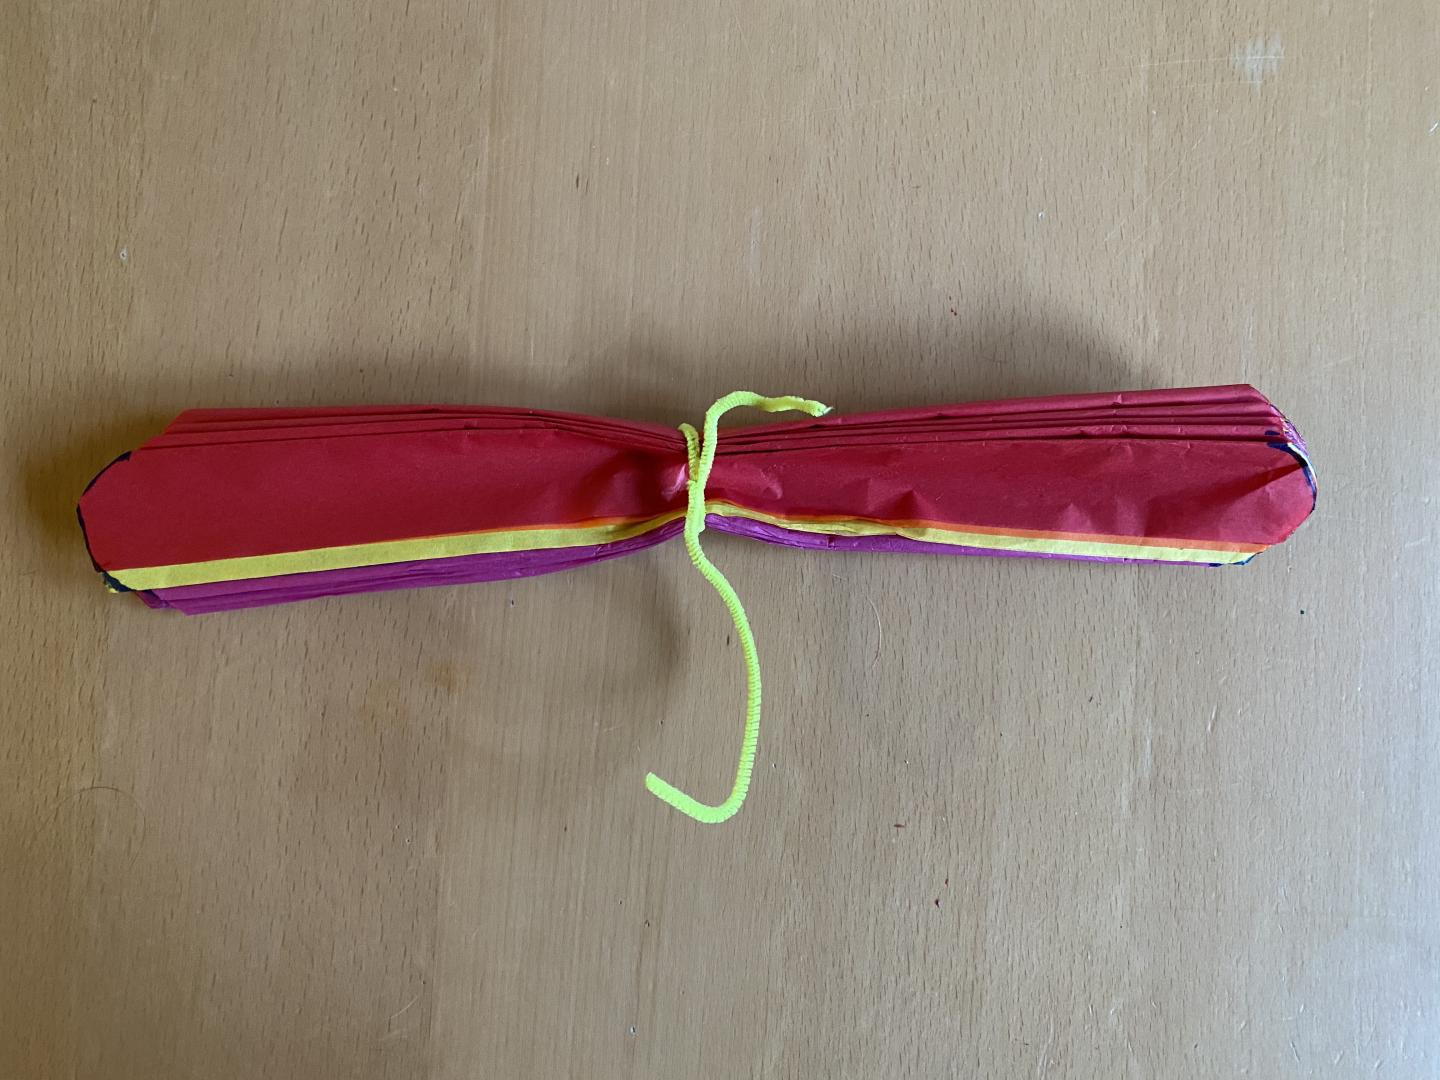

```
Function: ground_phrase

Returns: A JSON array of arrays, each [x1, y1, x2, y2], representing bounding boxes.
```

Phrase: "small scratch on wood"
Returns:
[[28, 784, 148, 864], [385, 992, 422, 1026], [1095, 55, 1259, 73], [746, 207, 763, 278], [785, 80, 970, 124], [724, 0, 760, 79], [1034, 1019, 1055, 1078], [1100, 127, 1210, 246], [865, 595, 883, 669], [380, 991, 424, 1041]]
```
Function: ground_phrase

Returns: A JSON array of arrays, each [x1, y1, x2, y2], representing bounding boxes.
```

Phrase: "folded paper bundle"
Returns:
[[79, 384, 1314, 613], [77, 385, 1314, 821]]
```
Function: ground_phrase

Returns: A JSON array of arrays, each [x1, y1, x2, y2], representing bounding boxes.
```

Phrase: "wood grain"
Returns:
[[3, 0, 1437, 1076]]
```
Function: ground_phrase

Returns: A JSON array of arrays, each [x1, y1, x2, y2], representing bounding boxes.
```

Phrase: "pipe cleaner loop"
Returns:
[[645, 391, 831, 823]]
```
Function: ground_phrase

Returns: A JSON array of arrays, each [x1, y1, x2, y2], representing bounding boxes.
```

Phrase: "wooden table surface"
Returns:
[[4, 0, 1437, 1076]]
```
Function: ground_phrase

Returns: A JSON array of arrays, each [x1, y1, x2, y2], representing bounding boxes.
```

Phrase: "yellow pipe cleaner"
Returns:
[[645, 391, 831, 823]]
